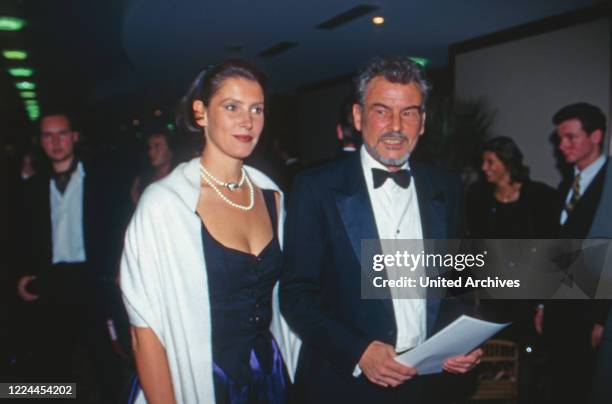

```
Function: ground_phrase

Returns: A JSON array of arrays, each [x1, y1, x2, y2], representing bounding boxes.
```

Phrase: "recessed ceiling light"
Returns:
[[372, 16, 384, 25], [26, 104, 40, 120], [16, 81, 35, 90], [8, 67, 33, 77], [3, 49, 28, 60], [0, 17, 25, 31], [19, 91, 36, 99]]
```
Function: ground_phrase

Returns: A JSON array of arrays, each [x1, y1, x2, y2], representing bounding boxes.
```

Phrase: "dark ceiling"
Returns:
[[0, 0, 598, 144]]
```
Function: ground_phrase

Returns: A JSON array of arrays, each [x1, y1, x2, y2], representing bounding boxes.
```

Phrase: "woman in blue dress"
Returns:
[[120, 60, 298, 404]]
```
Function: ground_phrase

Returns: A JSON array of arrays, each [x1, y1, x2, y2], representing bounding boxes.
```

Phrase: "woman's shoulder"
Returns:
[[245, 165, 282, 193], [135, 170, 191, 218]]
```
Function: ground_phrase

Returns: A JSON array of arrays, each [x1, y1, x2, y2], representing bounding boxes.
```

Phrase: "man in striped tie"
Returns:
[[536, 103, 609, 403]]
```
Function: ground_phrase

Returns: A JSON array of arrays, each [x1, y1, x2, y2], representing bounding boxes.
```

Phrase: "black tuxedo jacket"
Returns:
[[280, 153, 468, 403]]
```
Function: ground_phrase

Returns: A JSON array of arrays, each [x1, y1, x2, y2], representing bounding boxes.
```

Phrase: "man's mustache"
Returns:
[[377, 131, 407, 143]]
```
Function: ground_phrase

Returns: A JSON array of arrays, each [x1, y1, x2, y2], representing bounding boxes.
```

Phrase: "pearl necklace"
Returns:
[[199, 164, 246, 191], [199, 163, 254, 211]]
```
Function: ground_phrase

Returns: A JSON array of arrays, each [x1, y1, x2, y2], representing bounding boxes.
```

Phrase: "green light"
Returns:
[[24, 100, 38, 107], [19, 91, 36, 99], [0, 17, 25, 31], [410, 57, 429, 67], [167, 123, 175, 131], [15, 81, 35, 90], [3, 49, 28, 60], [8, 67, 34, 77]]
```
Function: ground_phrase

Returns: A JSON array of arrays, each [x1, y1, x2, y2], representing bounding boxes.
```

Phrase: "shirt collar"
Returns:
[[575, 154, 606, 178], [75, 161, 85, 179]]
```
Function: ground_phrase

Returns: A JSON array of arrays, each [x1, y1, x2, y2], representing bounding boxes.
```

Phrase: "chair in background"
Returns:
[[469, 339, 519, 404]]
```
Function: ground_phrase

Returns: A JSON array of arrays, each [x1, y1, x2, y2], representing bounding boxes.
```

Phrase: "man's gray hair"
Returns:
[[354, 56, 431, 108]]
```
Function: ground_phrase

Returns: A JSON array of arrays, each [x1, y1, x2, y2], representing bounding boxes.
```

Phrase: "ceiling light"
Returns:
[[372, 16, 384, 25], [19, 91, 36, 99], [27, 111, 40, 121], [410, 57, 429, 67], [26, 104, 40, 120], [15, 81, 35, 90], [0, 17, 25, 31], [8, 67, 33, 77], [3, 49, 28, 60]]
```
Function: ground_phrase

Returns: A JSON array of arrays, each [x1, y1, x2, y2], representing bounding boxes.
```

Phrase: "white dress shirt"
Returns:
[[360, 147, 427, 351], [561, 154, 607, 225], [50, 161, 86, 263]]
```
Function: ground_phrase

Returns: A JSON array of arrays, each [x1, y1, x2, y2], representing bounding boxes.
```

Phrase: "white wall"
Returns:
[[455, 18, 610, 186]]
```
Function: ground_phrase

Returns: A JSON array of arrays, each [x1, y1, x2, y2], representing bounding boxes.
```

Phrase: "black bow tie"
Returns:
[[372, 168, 411, 189]]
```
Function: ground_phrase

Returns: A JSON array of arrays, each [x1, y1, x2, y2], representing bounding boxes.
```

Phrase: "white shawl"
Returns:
[[120, 158, 301, 404]]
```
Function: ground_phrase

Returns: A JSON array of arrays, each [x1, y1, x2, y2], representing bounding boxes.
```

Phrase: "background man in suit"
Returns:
[[336, 94, 361, 155], [15, 113, 126, 399], [585, 161, 612, 404], [535, 103, 609, 403], [281, 56, 481, 404]]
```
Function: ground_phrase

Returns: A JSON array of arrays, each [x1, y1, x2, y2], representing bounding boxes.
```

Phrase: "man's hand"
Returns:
[[442, 348, 483, 374], [592, 323, 605, 348], [534, 306, 544, 335], [358, 341, 416, 388], [17, 275, 39, 301]]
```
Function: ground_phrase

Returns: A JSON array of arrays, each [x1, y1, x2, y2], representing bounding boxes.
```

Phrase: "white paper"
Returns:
[[394, 315, 509, 375]]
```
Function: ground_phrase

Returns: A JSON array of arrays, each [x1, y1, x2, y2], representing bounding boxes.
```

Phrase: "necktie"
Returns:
[[372, 168, 411, 189], [53, 160, 78, 194], [565, 173, 581, 214]]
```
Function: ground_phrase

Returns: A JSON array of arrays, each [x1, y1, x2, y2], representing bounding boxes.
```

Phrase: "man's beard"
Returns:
[[364, 131, 411, 167]]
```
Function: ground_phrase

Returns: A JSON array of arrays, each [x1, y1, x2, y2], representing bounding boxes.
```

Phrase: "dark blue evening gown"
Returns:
[[201, 189, 287, 404]]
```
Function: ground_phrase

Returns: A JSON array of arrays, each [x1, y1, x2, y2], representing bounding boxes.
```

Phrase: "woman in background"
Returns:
[[121, 60, 298, 404], [130, 130, 175, 205], [467, 136, 559, 239], [467, 137, 560, 326]]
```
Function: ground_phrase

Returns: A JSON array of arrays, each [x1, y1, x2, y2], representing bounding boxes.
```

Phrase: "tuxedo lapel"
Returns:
[[333, 154, 379, 265], [412, 163, 447, 239], [333, 154, 394, 309], [412, 163, 447, 335]]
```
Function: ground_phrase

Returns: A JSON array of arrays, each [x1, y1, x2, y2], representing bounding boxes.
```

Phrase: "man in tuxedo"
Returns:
[[536, 103, 609, 403], [281, 57, 481, 404], [15, 113, 125, 398]]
